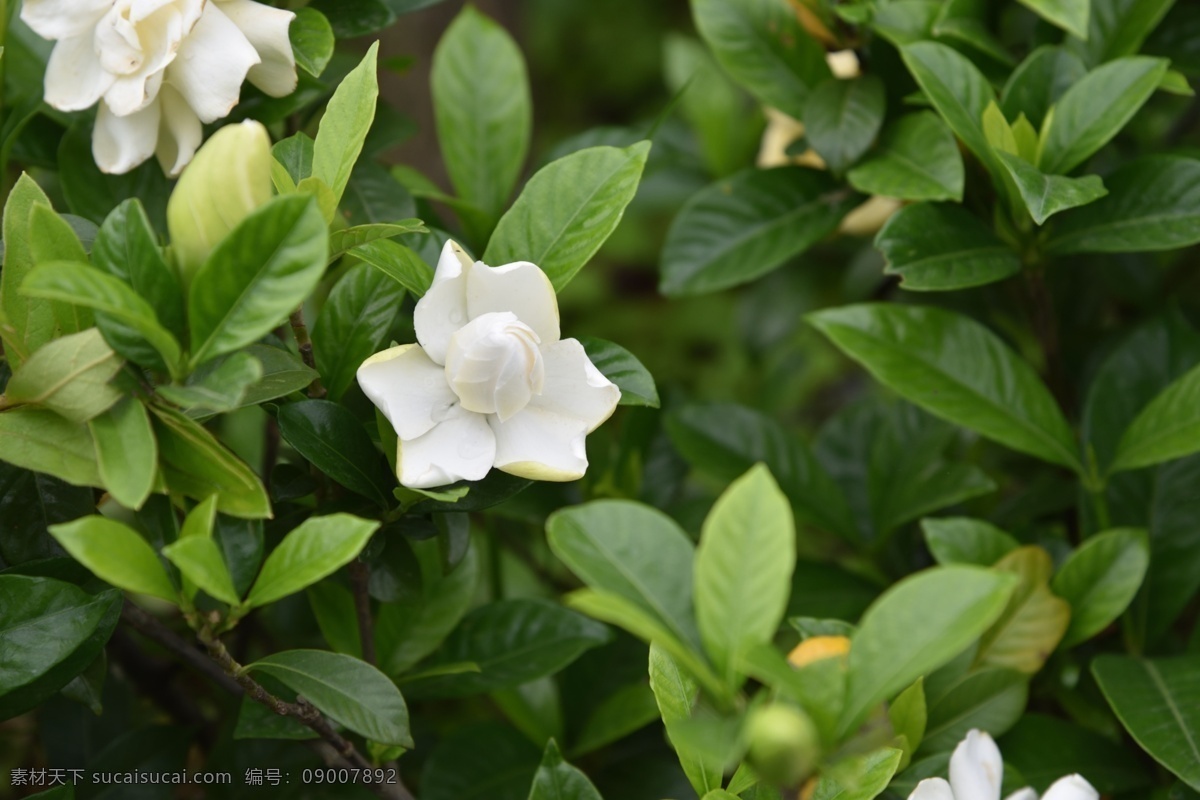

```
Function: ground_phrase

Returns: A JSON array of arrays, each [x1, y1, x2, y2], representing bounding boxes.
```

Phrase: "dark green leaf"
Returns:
[[276, 400, 393, 507], [847, 112, 964, 202], [421, 723, 541, 800], [920, 667, 1029, 753], [0, 464, 90, 566], [273, 133, 314, 186], [158, 352, 264, 415], [875, 202, 1019, 291], [577, 336, 658, 408], [56, 123, 171, 232], [528, 739, 603, 800], [241, 344, 319, 406], [996, 152, 1108, 225], [351, 239, 434, 297], [1111, 362, 1200, 472], [802, 76, 886, 174], [1068, 0, 1175, 66], [290, 8, 335, 77], [1000, 46, 1087, 128], [312, 264, 405, 402], [999, 714, 1153, 794], [309, 0, 394, 37], [922, 517, 1020, 566], [1052, 528, 1149, 646], [1018, 0, 1088, 38], [327, 220, 426, 263]]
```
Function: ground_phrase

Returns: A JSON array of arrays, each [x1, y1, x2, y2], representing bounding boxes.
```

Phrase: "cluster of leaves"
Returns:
[[3, 0, 1200, 799]]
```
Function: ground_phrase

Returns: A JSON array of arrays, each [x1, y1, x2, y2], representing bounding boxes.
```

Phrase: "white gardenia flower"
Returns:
[[357, 241, 621, 489], [21, 0, 297, 176], [908, 729, 1099, 800]]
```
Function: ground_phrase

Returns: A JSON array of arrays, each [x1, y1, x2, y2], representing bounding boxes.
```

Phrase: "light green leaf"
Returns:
[[188, 195, 327, 367], [802, 75, 886, 174], [660, 167, 857, 296], [1038, 57, 1169, 175], [649, 643, 723, 796], [243, 514, 380, 609], [351, 239, 434, 297], [694, 465, 795, 683], [26, 204, 92, 336], [311, 43, 379, 208], [922, 517, 1020, 566], [690, 0, 830, 120], [327, 220, 426, 263], [1018, 0, 1088, 38], [1052, 528, 1150, 647], [432, 6, 531, 223], [0, 407, 101, 487], [812, 747, 903, 800], [847, 112, 964, 202], [975, 547, 1070, 674], [889, 679, 926, 769], [4, 329, 123, 422], [1111, 362, 1200, 472], [485, 142, 650, 291], [996, 151, 1107, 225], [162, 536, 240, 606], [839, 565, 1017, 735], [875, 203, 1019, 291], [89, 397, 156, 510], [49, 516, 177, 602], [0, 174, 58, 367], [807, 304, 1082, 471], [244, 649, 412, 747]]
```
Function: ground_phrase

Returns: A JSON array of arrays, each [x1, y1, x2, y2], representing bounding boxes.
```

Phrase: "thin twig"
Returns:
[[348, 561, 377, 666], [120, 603, 243, 696], [289, 307, 327, 399]]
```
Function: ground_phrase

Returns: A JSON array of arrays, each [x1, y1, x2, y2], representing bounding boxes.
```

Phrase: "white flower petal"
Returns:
[[1040, 775, 1098, 800], [490, 405, 590, 482], [397, 406, 496, 489], [1004, 789, 1039, 800], [93, 98, 161, 174], [105, 69, 164, 116], [216, 0, 297, 97], [532, 338, 619, 433], [907, 778, 955, 800], [166, 1, 260, 122], [155, 84, 202, 176], [466, 260, 560, 345], [20, 0, 112, 40], [357, 344, 459, 442], [950, 730, 1004, 800], [413, 242, 473, 365], [826, 49, 861, 79], [43, 34, 117, 111]]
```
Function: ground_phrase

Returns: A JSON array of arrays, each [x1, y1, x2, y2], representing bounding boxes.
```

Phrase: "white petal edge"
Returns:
[[907, 778, 955, 800], [20, 0, 112, 40], [165, 1, 260, 122], [950, 729, 1003, 800], [93, 98, 161, 175], [217, 0, 298, 97], [466, 260, 561, 345], [1040, 775, 1099, 800], [1004, 789, 1039, 800], [490, 405, 590, 482], [396, 406, 496, 489], [155, 83, 203, 177], [413, 241, 473, 365], [43, 34, 117, 111], [357, 343, 459, 442], [533, 338, 619, 432]]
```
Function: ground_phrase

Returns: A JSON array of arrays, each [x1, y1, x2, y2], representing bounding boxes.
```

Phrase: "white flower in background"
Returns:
[[21, 0, 297, 176], [357, 241, 621, 489], [908, 729, 1098, 800]]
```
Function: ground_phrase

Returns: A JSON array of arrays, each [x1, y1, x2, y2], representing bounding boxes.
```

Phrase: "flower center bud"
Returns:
[[444, 312, 545, 421]]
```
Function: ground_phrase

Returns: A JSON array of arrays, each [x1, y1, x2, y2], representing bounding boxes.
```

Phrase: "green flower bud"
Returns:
[[166, 121, 273, 286], [745, 703, 821, 788]]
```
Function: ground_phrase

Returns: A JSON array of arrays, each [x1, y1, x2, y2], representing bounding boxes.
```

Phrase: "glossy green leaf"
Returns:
[[649, 643, 723, 796], [312, 264, 405, 402], [839, 565, 1017, 735], [1, 174, 60, 368], [999, 714, 1153, 794], [351, 239, 434, 297], [1000, 46, 1087, 128], [311, 43, 379, 208], [547, 500, 700, 651], [695, 465, 794, 683], [921, 667, 1029, 753], [5, 329, 123, 423], [1093, 655, 1200, 790], [875, 203, 1019, 291], [1047, 156, 1200, 254], [0, 576, 121, 720], [273, 133, 314, 186], [0, 408, 101, 488], [996, 152, 1108, 225], [240, 344, 318, 407], [485, 142, 650, 291], [847, 112, 964, 202], [808, 304, 1082, 471], [188, 195, 327, 366], [528, 739, 603, 800], [21, 262, 183, 379], [245, 649, 411, 747], [244, 514, 379, 609], [1052, 528, 1149, 647], [49, 516, 177, 602], [922, 517, 1020, 566], [1018, 0, 1088, 37], [577, 336, 659, 408], [327, 220, 426, 263], [660, 167, 856, 296], [1039, 57, 1169, 175], [276, 400, 393, 507], [802, 75, 886, 174], [691, 0, 830, 120], [150, 405, 271, 519], [88, 398, 156, 510], [1111, 362, 1200, 472], [432, 6, 531, 222], [666, 403, 856, 539], [290, 7, 334, 77], [162, 535, 239, 606]]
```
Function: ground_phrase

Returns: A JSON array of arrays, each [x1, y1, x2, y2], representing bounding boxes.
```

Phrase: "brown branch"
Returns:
[[289, 307, 327, 399], [120, 603, 243, 696], [348, 561, 378, 666]]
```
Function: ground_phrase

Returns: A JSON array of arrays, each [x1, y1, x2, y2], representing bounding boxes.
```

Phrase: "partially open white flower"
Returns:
[[908, 729, 1098, 800], [22, 0, 296, 176], [357, 241, 621, 489]]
